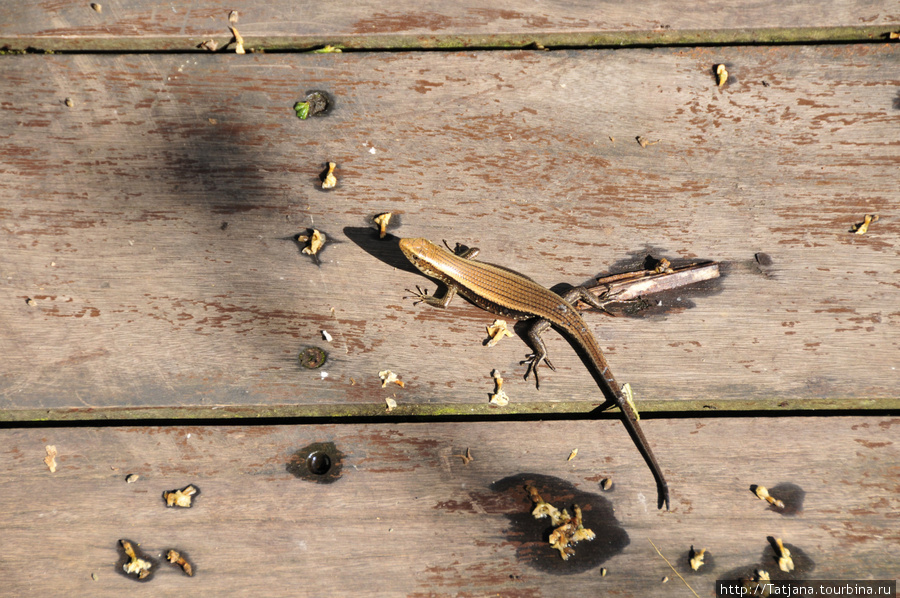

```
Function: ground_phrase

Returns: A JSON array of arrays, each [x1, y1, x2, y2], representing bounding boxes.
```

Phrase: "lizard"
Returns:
[[399, 237, 670, 510]]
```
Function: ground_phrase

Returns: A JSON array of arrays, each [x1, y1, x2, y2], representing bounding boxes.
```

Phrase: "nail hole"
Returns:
[[307, 451, 331, 475], [298, 346, 327, 369]]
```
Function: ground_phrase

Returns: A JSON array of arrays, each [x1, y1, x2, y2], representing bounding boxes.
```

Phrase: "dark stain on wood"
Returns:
[[766, 482, 805, 516], [490, 473, 629, 575]]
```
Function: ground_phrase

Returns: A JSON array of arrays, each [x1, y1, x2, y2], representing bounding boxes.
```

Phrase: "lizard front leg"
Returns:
[[404, 284, 459, 308]]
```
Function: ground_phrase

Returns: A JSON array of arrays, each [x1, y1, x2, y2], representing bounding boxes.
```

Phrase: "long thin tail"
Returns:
[[575, 331, 671, 510], [616, 395, 670, 510]]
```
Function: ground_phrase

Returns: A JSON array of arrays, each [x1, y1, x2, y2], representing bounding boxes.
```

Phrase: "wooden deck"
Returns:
[[1, 2, 898, 595], [1, 417, 897, 596]]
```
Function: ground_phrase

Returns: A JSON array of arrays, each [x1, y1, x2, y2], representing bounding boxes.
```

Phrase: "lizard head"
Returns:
[[399, 238, 445, 277]]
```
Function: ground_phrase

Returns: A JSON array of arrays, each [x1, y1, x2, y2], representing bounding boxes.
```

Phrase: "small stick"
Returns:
[[578, 262, 719, 309], [647, 539, 699, 598]]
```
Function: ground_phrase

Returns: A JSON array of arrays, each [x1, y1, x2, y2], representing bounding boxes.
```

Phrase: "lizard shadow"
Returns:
[[343, 227, 422, 275]]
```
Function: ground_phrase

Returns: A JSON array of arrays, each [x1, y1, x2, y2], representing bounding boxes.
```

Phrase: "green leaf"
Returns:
[[293, 101, 310, 120]]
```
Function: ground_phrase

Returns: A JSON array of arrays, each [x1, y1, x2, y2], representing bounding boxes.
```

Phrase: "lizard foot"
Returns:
[[521, 353, 555, 390]]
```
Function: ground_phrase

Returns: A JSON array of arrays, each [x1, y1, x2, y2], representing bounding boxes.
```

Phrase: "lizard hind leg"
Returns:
[[562, 285, 624, 316], [520, 318, 555, 389]]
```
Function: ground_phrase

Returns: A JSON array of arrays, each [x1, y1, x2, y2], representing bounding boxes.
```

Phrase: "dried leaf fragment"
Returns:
[[229, 26, 245, 54], [890, 31, 899, 39], [622, 383, 640, 420], [754, 485, 785, 509], [526, 485, 563, 526], [373, 212, 392, 238], [852, 214, 879, 235], [384, 397, 397, 412], [740, 568, 773, 596], [163, 484, 198, 508], [567, 448, 578, 461], [689, 545, 706, 571], [120, 540, 152, 579], [636, 136, 660, 148], [489, 369, 509, 406], [228, 10, 238, 23], [198, 39, 218, 51], [653, 258, 674, 274], [458, 447, 474, 465], [44, 445, 58, 473], [485, 319, 513, 347], [299, 229, 326, 256], [774, 538, 794, 572], [548, 505, 597, 561], [321, 162, 337, 189], [167, 550, 193, 576], [716, 64, 728, 87], [379, 370, 405, 389], [526, 487, 596, 561]]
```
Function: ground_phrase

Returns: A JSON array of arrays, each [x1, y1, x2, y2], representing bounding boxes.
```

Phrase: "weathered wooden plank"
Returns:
[[1, 1, 898, 51], [0, 417, 896, 596], [1, 46, 899, 419]]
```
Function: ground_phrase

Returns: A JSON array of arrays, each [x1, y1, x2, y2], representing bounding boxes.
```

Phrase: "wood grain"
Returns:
[[0, 417, 896, 596], [1, 46, 899, 419], [1, 0, 898, 51]]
